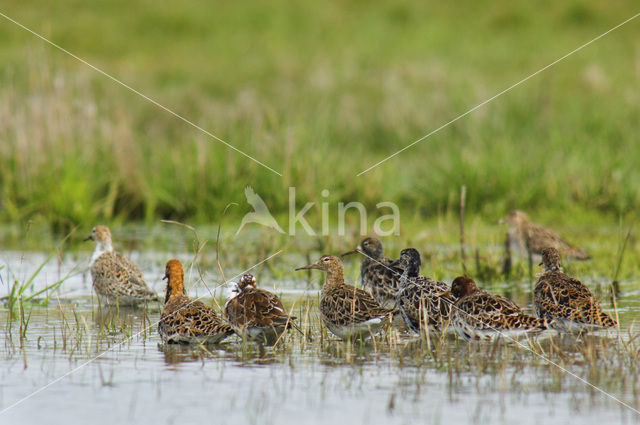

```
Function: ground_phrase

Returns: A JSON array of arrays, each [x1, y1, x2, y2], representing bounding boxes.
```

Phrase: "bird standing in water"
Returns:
[[448, 276, 547, 341], [393, 248, 454, 334], [534, 247, 616, 331], [85, 225, 157, 306], [159, 259, 234, 344], [224, 273, 296, 344], [296, 255, 393, 340], [342, 237, 400, 309]]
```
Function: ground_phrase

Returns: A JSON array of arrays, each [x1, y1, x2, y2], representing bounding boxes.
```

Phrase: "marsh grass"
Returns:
[[2, 259, 78, 315], [2, 248, 78, 366], [1, 229, 81, 335]]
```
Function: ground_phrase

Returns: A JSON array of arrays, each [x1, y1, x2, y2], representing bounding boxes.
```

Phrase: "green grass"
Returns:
[[0, 0, 639, 230]]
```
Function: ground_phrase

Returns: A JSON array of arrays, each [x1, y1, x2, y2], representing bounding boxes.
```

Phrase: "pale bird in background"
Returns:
[[501, 210, 590, 261], [235, 186, 285, 235], [85, 225, 158, 306]]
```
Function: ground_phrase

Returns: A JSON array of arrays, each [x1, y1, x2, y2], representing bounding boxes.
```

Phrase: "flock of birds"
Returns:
[[83, 210, 618, 346]]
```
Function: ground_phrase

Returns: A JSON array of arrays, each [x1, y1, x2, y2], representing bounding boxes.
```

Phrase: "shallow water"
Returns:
[[1, 249, 639, 425]]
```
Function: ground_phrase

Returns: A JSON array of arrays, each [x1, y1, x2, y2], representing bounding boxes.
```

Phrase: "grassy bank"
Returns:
[[0, 0, 639, 229]]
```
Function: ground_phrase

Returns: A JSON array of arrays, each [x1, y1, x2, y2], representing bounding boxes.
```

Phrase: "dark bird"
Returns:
[[224, 274, 296, 344], [342, 237, 400, 309], [392, 248, 454, 334]]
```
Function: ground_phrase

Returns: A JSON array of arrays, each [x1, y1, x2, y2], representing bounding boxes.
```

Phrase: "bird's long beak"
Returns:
[[295, 263, 319, 271], [162, 274, 169, 281], [439, 290, 452, 297], [341, 249, 359, 257], [84, 235, 93, 241]]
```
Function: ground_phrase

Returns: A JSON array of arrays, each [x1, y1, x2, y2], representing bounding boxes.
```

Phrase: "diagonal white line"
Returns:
[[349, 249, 639, 415], [0, 11, 282, 177], [0, 249, 284, 415], [357, 11, 640, 176]]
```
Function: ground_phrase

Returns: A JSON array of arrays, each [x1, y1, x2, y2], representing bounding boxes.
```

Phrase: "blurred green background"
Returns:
[[0, 0, 638, 231]]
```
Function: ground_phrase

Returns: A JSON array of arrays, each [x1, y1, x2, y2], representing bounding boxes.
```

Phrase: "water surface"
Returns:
[[1, 248, 639, 425]]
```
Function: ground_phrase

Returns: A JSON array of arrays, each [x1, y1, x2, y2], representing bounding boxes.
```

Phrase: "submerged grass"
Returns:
[[0, 1, 639, 229], [4, 298, 640, 412], [1, 229, 81, 318]]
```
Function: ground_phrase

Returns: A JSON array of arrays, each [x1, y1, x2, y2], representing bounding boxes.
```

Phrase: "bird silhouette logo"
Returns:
[[235, 186, 285, 235]]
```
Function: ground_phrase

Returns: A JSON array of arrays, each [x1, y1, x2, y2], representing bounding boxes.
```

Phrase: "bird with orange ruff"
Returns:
[[159, 259, 234, 344]]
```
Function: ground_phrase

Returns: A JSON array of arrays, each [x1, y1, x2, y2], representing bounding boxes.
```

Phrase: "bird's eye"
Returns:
[[323, 258, 330, 262]]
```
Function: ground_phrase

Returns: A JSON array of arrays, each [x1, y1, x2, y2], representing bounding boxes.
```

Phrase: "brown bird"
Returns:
[[393, 248, 454, 334], [448, 276, 547, 341], [224, 274, 296, 344], [85, 225, 158, 306], [342, 237, 400, 309], [502, 210, 590, 261], [296, 255, 393, 340], [534, 247, 617, 331], [158, 259, 234, 344]]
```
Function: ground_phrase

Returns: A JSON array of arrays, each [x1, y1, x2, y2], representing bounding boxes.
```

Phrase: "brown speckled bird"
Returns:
[[449, 276, 547, 341], [158, 259, 234, 344], [502, 210, 590, 261], [393, 248, 454, 334], [296, 255, 393, 340], [342, 237, 400, 309], [85, 225, 157, 306], [224, 274, 296, 344], [534, 248, 616, 331]]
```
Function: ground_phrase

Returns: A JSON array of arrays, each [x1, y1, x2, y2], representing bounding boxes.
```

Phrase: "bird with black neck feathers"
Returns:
[[393, 248, 454, 334], [342, 237, 400, 309]]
